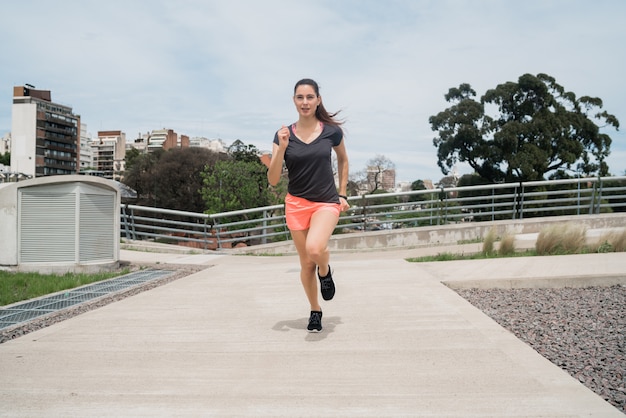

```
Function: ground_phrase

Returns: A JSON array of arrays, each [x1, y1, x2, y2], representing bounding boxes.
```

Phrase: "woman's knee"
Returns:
[[305, 242, 328, 260], [298, 255, 316, 271]]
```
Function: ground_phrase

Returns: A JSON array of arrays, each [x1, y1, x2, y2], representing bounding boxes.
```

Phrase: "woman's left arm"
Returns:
[[334, 139, 349, 197]]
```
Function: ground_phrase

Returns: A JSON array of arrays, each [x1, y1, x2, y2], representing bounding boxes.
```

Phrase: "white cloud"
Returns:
[[1, 0, 624, 182]]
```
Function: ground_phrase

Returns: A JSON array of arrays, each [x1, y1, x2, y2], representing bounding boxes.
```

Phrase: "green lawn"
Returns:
[[0, 269, 129, 306]]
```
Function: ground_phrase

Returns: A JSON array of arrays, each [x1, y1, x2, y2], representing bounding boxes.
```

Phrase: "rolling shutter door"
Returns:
[[79, 193, 115, 261], [19, 191, 76, 263]]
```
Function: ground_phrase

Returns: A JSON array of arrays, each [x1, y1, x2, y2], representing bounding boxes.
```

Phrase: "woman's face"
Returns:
[[293, 84, 321, 118]]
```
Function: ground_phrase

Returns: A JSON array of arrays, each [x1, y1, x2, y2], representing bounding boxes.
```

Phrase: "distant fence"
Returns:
[[120, 176, 626, 250]]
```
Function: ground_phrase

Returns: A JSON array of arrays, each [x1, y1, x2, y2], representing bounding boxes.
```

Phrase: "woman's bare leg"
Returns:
[[291, 229, 320, 311], [305, 210, 339, 277], [290, 210, 339, 310]]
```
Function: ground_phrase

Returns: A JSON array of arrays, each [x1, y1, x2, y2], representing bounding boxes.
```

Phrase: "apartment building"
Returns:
[[92, 130, 126, 180], [147, 129, 189, 151], [79, 123, 93, 171], [189, 137, 227, 153], [367, 166, 396, 192], [126, 129, 192, 156], [1, 132, 10, 155], [11, 86, 80, 177]]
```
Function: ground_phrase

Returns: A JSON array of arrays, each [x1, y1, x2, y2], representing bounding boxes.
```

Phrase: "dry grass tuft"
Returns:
[[594, 228, 626, 253], [482, 227, 497, 255], [498, 233, 516, 256], [536, 223, 587, 255], [561, 224, 587, 253], [612, 229, 626, 252]]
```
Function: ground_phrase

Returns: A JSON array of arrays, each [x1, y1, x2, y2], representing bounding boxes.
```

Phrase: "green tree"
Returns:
[[200, 159, 272, 215], [122, 149, 162, 206], [268, 173, 288, 206], [0, 152, 9, 165], [430, 73, 620, 183], [409, 179, 429, 202], [155, 148, 224, 212], [228, 139, 260, 163], [229, 140, 289, 207], [123, 147, 223, 212], [124, 148, 142, 172], [411, 180, 426, 191]]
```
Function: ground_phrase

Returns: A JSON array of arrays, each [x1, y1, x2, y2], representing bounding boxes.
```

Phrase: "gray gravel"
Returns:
[[456, 284, 626, 414]]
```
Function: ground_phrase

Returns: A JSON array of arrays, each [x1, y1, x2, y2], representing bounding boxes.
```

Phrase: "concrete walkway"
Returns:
[[0, 246, 624, 417]]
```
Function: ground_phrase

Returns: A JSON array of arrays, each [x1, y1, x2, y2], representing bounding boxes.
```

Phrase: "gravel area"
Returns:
[[0, 263, 208, 344], [456, 284, 626, 414]]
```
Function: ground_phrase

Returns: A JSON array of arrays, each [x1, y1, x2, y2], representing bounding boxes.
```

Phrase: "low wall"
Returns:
[[227, 213, 626, 256]]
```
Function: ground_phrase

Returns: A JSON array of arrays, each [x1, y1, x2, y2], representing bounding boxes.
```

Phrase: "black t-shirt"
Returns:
[[273, 123, 343, 203]]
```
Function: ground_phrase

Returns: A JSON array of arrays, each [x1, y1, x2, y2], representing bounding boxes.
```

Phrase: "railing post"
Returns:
[[590, 181, 598, 215], [512, 183, 518, 220], [361, 195, 368, 231], [576, 176, 581, 216], [214, 217, 222, 250], [517, 181, 525, 220], [595, 177, 603, 214], [121, 204, 129, 240], [491, 186, 495, 222], [438, 187, 445, 225], [262, 210, 268, 245], [203, 218, 209, 251], [128, 205, 137, 240]]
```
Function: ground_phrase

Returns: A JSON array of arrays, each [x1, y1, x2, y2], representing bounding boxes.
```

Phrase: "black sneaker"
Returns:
[[318, 265, 335, 301], [307, 311, 323, 332]]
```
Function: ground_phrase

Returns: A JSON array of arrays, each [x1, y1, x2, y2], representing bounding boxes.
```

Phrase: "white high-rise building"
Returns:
[[11, 86, 80, 177], [189, 137, 227, 153], [79, 123, 93, 171]]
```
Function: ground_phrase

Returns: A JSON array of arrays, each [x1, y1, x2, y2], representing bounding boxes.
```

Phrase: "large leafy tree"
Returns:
[[0, 152, 10, 166], [200, 143, 274, 215], [155, 148, 224, 212], [200, 160, 271, 214], [122, 148, 162, 206], [123, 147, 224, 212], [430, 73, 619, 182], [227, 139, 260, 163]]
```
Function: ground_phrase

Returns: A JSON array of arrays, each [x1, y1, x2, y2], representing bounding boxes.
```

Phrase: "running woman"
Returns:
[[267, 78, 350, 332]]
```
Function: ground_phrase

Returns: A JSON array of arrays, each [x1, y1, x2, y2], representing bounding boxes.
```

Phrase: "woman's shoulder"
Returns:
[[322, 123, 343, 146], [323, 123, 343, 136]]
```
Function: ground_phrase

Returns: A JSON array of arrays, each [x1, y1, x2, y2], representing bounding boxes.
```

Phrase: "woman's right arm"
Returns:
[[267, 142, 286, 186], [267, 125, 289, 186]]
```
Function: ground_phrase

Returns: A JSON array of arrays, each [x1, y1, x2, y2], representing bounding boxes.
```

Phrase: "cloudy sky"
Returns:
[[1, 0, 624, 182]]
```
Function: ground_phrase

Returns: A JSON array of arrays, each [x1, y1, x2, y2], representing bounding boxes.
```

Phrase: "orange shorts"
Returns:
[[285, 193, 341, 231]]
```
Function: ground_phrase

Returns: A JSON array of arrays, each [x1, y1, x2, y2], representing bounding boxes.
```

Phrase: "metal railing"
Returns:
[[120, 176, 626, 250]]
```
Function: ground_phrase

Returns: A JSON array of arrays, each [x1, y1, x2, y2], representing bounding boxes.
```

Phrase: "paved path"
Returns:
[[0, 247, 624, 417]]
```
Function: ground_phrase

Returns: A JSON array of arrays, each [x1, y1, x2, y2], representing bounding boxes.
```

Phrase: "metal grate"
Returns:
[[0, 269, 173, 330]]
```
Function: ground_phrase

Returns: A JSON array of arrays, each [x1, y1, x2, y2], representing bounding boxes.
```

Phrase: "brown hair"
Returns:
[[294, 78, 343, 127]]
